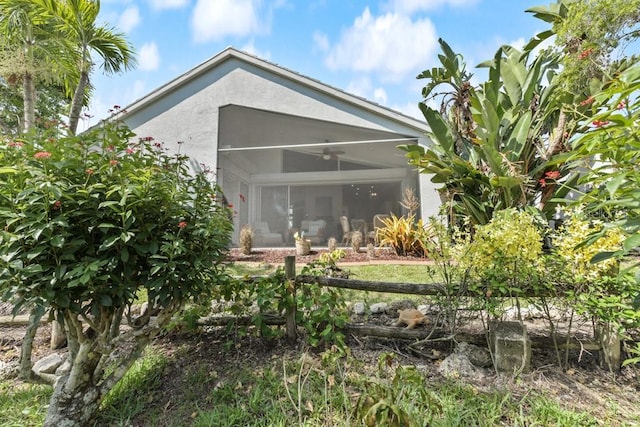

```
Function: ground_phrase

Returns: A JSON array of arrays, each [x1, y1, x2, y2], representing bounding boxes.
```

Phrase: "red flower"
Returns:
[[109, 159, 119, 166], [53, 200, 61, 210], [8, 141, 24, 148], [178, 221, 187, 229], [126, 147, 135, 154], [34, 151, 51, 159], [239, 194, 246, 203], [579, 48, 593, 60], [617, 100, 627, 110], [227, 203, 234, 209], [545, 170, 561, 180], [592, 119, 609, 128], [538, 178, 546, 188], [85, 168, 94, 175]]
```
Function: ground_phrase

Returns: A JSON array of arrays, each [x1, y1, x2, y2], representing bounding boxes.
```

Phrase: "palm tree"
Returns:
[[35, 0, 137, 135], [0, 0, 60, 133]]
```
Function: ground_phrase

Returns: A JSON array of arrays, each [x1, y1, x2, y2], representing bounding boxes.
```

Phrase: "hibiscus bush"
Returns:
[[0, 118, 232, 426]]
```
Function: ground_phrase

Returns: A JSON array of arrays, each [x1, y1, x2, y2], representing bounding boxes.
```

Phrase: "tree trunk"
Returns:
[[22, 71, 36, 134], [67, 69, 89, 136], [44, 340, 102, 427], [43, 306, 166, 425], [50, 320, 67, 350], [19, 307, 43, 380]]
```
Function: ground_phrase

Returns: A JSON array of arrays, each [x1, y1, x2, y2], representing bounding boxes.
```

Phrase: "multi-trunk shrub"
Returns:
[[0, 118, 233, 426]]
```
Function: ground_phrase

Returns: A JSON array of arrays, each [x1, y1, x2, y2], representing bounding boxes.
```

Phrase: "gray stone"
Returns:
[[417, 304, 437, 315], [369, 302, 388, 314], [33, 353, 64, 375], [388, 299, 416, 312], [0, 360, 19, 380], [490, 321, 531, 374], [455, 342, 492, 368], [55, 358, 71, 375], [438, 353, 485, 380], [352, 302, 366, 315]]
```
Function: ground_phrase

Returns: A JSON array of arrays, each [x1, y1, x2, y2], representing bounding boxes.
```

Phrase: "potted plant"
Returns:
[[294, 231, 311, 255]]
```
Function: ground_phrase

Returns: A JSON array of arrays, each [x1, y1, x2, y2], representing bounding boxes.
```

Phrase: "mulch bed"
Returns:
[[226, 247, 430, 265]]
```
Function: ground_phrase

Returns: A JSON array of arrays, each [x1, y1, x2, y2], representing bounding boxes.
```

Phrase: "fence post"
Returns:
[[285, 256, 297, 341]]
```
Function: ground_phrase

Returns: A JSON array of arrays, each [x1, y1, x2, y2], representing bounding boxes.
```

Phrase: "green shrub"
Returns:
[[0, 117, 233, 425]]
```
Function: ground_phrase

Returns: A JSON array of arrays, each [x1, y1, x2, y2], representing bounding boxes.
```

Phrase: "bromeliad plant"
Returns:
[[0, 118, 232, 426], [401, 39, 580, 228]]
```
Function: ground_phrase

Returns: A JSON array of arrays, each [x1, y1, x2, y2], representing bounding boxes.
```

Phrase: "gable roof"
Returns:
[[122, 47, 429, 134]]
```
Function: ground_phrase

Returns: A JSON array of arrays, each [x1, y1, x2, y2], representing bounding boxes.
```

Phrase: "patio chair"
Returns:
[[350, 218, 366, 234], [300, 219, 326, 244], [251, 222, 284, 246], [339, 216, 353, 246], [367, 214, 389, 244]]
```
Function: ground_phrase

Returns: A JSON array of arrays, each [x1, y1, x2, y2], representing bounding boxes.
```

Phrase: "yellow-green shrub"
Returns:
[[458, 208, 544, 294], [551, 207, 624, 283], [377, 214, 430, 257]]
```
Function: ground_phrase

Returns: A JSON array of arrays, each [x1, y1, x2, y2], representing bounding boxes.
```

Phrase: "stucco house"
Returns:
[[118, 47, 439, 246]]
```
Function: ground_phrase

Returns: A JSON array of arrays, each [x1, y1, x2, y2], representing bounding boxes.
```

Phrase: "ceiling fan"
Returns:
[[317, 147, 345, 160]]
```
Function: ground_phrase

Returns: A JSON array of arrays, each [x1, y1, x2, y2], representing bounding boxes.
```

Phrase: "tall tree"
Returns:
[[33, 0, 136, 135], [0, 0, 60, 133], [526, 0, 640, 101]]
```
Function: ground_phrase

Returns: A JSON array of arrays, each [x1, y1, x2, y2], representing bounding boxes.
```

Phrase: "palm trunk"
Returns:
[[22, 71, 36, 133], [68, 70, 89, 136]]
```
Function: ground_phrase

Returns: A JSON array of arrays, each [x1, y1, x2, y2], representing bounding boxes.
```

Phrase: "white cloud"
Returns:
[[148, 0, 189, 10], [390, 100, 424, 120], [384, 0, 480, 14], [118, 6, 140, 33], [313, 31, 329, 52], [325, 8, 438, 82], [345, 76, 372, 99], [239, 39, 271, 60], [373, 87, 388, 105], [139, 42, 160, 71], [191, 0, 264, 43], [132, 80, 147, 99]]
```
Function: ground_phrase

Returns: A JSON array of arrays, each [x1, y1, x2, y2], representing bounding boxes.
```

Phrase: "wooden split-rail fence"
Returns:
[[209, 256, 627, 371]]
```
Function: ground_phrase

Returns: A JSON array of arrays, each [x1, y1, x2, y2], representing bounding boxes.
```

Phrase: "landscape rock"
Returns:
[[352, 302, 366, 315], [388, 299, 415, 312], [55, 358, 71, 375], [438, 353, 486, 380], [33, 353, 64, 375], [490, 321, 531, 374], [0, 360, 19, 380], [369, 302, 388, 314], [455, 342, 492, 368]]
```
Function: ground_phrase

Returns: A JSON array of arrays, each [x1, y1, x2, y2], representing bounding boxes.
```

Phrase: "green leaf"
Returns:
[[606, 173, 627, 198], [419, 104, 454, 154], [623, 233, 640, 252], [99, 235, 119, 251], [100, 294, 113, 306], [51, 235, 65, 247], [121, 247, 129, 262]]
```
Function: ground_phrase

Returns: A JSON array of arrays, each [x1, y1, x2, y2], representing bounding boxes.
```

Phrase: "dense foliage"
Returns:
[[0, 117, 232, 425]]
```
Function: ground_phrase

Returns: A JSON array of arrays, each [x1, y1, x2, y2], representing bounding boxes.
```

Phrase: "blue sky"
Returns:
[[84, 0, 549, 130]]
